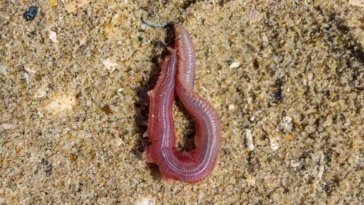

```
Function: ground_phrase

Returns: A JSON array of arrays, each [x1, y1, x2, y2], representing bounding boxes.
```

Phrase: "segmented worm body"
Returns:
[[146, 24, 221, 183]]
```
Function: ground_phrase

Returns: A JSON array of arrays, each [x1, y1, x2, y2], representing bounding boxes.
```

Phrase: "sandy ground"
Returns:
[[0, 0, 363, 204]]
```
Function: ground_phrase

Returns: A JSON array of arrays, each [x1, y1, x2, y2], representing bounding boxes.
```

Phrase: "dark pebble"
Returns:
[[137, 89, 150, 103], [23, 6, 39, 21], [271, 80, 283, 103]]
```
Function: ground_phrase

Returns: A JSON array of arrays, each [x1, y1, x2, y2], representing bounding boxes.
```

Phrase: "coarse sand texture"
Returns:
[[0, 1, 363, 204]]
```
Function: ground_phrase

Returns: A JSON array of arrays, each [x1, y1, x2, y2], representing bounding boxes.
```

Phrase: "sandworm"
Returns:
[[146, 24, 221, 183]]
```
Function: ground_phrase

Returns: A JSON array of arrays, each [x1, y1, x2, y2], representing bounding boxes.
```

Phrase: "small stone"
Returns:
[[261, 33, 269, 42], [355, 71, 364, 89], [246, 176, 256, 187], [22, 72, 30, 82], [0, 64, 7, 75], [50, 0, 57, 7], [101, 105, 113, 115], [135, 197, 155, 205], [34, 85, 47, 98], [280, 116, 293, 133], [228, 104, 235, 111], [64, 0, 90, 13], [290, 160, 300, 168], [102, 58, 118, 73], [229, 62, 241, 69], [44, 92, 78, 115], [79, 36, 87, 46], [246, 129, 255, 151], [49, 31, 58, 43], [1, 123, 14, 130], [349, 0, 364, 7], [283, 134, 293, 140], [270, 137, 279, 151], [24, 64, 37, 73], [23, 6, 39, 21]]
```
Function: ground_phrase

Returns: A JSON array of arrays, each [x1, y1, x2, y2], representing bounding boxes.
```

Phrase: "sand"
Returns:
[[0, 0, 363, 204]]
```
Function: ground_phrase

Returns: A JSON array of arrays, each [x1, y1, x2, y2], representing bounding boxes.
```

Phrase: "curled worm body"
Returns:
[[146, 24, 221, 183]]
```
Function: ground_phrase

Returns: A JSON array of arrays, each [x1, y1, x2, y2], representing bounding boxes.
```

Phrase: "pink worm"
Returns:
[[146, 24, 221, 183]]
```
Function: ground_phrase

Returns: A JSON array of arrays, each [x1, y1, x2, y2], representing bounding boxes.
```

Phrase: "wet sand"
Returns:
[[0, 0, 363, 204]]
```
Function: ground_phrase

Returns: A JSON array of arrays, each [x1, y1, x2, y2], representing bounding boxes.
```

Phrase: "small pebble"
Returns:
[[290, 160, 300, 168], [24, 64, 37, 73], [1, 123, 14, 130], [49, 31, 58, 43], [246, 176, 256, 187], [349, 0, 364, 7], [245, 129, 255, 151], [270, 137, 279, 151], [135, 197, 155, 205], [45, 92, 78, 115], [22, 72, 29, 82], [34, 85, 47, 98], [102, 58, 118, 73], [229, 62, 241, 69], [261, 33, 269, 42], [228, 104, 235, 111], [23, 6, 39, 21], [280, 116, 293, 133], [0, 64, 7, 76], [49, 0, 57, 7]]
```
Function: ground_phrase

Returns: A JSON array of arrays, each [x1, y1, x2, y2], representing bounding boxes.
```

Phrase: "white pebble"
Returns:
[[349, 0, 364, 7], [229, 62, 241, 69], [316, 152, 325, 179], [228, 104, 235, 111], [246, 129, 255, 151], [22, 72, 30, 82], [49, 30, 59, 43], [246, 176, 256, 187], [45, 92, 77, 114], [290, 160, 300, 168], [261, 32, 269, 42], [1, 123, 14, 130], [34, 85, 47, 98], [135, 197, 155, 205], [0, 64, 7, 75], [270, 137, 279, 151], [102, 58, 118, 73], [280, 116, 293, 133], [24, 64, 37, 73]]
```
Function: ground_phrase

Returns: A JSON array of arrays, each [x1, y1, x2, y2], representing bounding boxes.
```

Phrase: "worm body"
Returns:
[[146, 24, 221, 183]]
